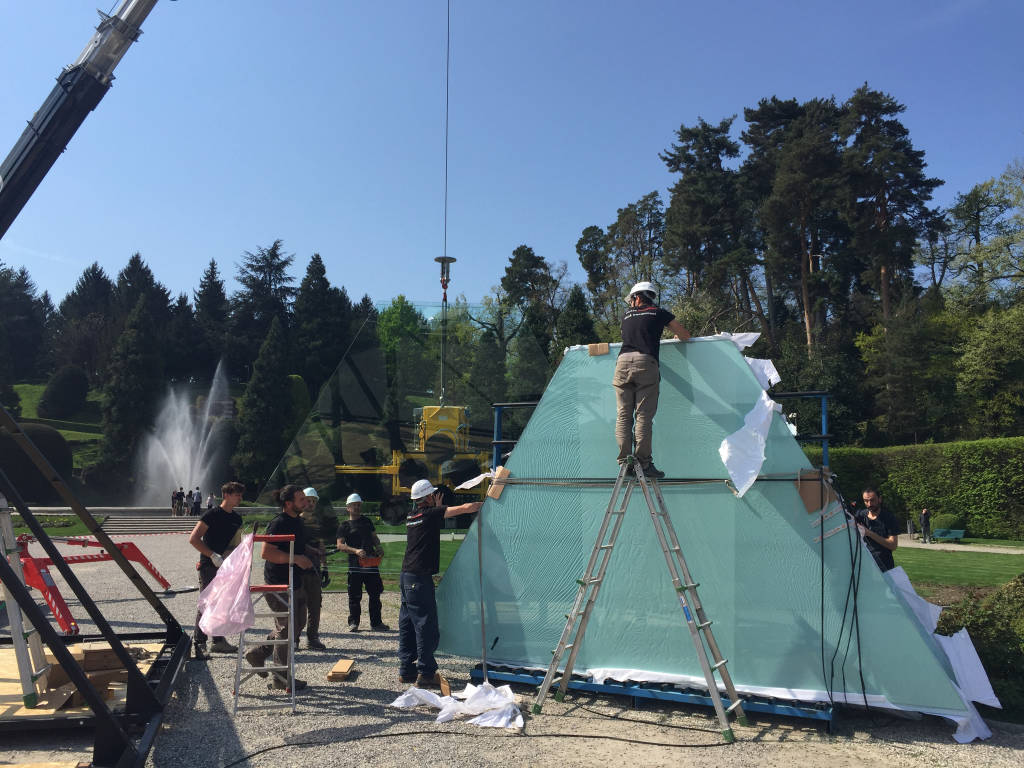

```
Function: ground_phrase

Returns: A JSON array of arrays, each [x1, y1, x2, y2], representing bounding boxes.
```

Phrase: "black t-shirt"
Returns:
[[401, 505, 446, 576], [856, 508, 899, 572], [263, 512, 308, 585], [198, 506, 243, 564], [336, 516, 378, 568], [619, 305, 675, 362]]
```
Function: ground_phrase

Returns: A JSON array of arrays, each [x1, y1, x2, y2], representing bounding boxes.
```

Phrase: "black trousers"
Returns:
[[348, 568, 384, 626]]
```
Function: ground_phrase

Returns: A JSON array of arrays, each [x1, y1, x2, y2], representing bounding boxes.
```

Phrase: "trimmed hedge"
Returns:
[[38, 365, 89, 420], [805, 437, 1024, 540]]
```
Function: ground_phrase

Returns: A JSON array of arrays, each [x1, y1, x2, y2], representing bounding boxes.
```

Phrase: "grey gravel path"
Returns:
[[4, 534, 1023, 768]]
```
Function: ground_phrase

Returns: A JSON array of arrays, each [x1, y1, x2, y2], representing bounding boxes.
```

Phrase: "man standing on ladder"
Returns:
[[613, 281, 690, 478]]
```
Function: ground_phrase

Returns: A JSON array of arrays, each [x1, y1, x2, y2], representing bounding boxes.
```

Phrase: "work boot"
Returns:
[[642, 463, 665, 479], [210, 639, 237, 654], [269, 673, 307, 691], [244, 648, 268, 678], [307, 638, 327, 651], [348, 623, 359, 632], [370, 622, 391, 632], [399, 672, 417, 684], [193, 644, 210, 660], [415, 672, 441, 690]]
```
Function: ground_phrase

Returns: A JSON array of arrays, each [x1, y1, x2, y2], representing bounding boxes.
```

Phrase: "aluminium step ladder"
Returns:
[[531, 459, 749, 742], [0, 502, 51, 707], [232, 533, 297, 715]]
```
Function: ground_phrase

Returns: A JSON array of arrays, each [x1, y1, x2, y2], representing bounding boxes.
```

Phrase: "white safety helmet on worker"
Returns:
[[345, 492, 362, 505], [627, 281, 657, 303], [410, 479, 438, 500], [302, 486, 319, 499]]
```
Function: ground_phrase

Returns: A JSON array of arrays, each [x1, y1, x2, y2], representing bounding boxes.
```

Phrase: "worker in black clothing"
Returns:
[[856, 487, 899, 572], [614, 280, 690, 479], [188, 480, 245, 659], [398, 479, 482, 689], [336, 492, 388, 632]]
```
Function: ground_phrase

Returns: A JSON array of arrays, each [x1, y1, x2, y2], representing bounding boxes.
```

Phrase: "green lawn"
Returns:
[[14, 383, 105, 470], [894, 548, 1024, 588], [11, 514, 106, 537], [322, 538, 463, 592]]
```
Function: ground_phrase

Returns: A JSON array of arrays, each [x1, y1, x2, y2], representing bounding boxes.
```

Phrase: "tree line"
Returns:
[[1, 83, 1021, 492]]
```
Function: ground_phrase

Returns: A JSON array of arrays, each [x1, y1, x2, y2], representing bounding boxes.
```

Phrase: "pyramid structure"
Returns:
[[437, 337, 989, 732]]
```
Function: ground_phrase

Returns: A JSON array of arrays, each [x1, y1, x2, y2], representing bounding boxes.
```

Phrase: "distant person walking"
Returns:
[[192, 487, 202, 517], [920, 508, 931, 544], [206, 493, 215, 513]]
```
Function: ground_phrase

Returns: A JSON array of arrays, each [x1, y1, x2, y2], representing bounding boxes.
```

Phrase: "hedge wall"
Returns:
[[804, 437, 1024, 540]]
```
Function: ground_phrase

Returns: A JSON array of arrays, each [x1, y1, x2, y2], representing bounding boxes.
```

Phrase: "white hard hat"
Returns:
[[302, 487, 319, 499], [346, 493, 362, 505], [410, 479, 438, 500], [627, 281, 657, 301]]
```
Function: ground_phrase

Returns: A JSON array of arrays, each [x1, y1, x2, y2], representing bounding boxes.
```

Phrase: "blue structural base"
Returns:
[[470, 666, 834, 725]]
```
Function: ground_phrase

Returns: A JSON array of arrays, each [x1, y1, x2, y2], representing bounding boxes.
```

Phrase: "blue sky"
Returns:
[[1, 0, 1021, 308]]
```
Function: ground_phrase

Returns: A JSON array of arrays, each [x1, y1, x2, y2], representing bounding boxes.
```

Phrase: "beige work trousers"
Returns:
[[613, 351, 660, 466]]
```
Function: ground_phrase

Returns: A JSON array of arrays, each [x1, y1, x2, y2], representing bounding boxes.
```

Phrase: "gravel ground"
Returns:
[[4, 534, 1023, 768]]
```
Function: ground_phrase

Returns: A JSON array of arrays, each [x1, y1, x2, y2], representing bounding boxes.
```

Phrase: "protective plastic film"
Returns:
[[438, 339, 966, 713]]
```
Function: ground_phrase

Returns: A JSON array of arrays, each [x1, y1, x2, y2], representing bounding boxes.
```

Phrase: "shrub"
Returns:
[[806, 437, 1024, 539], [930, 513, 965, 531], [0, 423, 73, 504], [937, 574, 1024, 717], [38, 365, 89, 420]]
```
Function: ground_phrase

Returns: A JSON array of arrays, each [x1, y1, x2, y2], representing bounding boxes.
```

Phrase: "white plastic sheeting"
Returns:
[[884, 567, 998, 742], [718, 390, 782, 497], [390, 682, 524, 729], [197, 533, 255, 637], [744, 358, 781, 390]]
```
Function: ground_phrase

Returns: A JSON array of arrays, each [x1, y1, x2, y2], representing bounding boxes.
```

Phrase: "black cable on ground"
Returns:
[[223, 724, 732, 768]]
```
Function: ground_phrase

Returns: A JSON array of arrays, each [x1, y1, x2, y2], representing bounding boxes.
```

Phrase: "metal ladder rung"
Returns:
[[726, 700, 744, 713], [711, 659, 728, 670], [697, 620, 713, 629], [253, 611, 290, 618]]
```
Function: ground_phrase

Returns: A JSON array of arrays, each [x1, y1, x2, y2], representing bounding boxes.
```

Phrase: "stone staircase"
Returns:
[[101, 516, 198, 535]]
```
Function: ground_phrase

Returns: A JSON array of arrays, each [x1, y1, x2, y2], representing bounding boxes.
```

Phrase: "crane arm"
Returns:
[[0, 0, 160, 239]]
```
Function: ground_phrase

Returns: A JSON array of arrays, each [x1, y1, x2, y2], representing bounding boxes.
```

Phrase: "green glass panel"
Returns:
[[438, 339, 966, 713]]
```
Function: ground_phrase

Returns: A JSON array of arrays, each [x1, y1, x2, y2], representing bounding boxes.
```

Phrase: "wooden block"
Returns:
[[327, 658, 354, 681], [81, 643, 120, 672], [438, 674, 451, 697], [588, 343, 610, 356], [486, 466, 510, 500]]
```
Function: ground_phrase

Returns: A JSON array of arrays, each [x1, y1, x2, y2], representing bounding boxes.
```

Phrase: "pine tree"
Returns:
[[229, 239, 296, 374], [194, 259, 229, 379], [99, 296, 164, 469], [293, 254, 351, 397], [231, 316, 292, 492], [555, 285, 597, 348]]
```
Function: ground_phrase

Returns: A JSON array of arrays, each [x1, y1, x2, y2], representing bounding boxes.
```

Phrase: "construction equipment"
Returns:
[[334, 257, 490, 504], [531, 458, 749, 742], [0, 0, 161, 239], [15, 534, 172, 635], [233, 533, 297, 715]]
